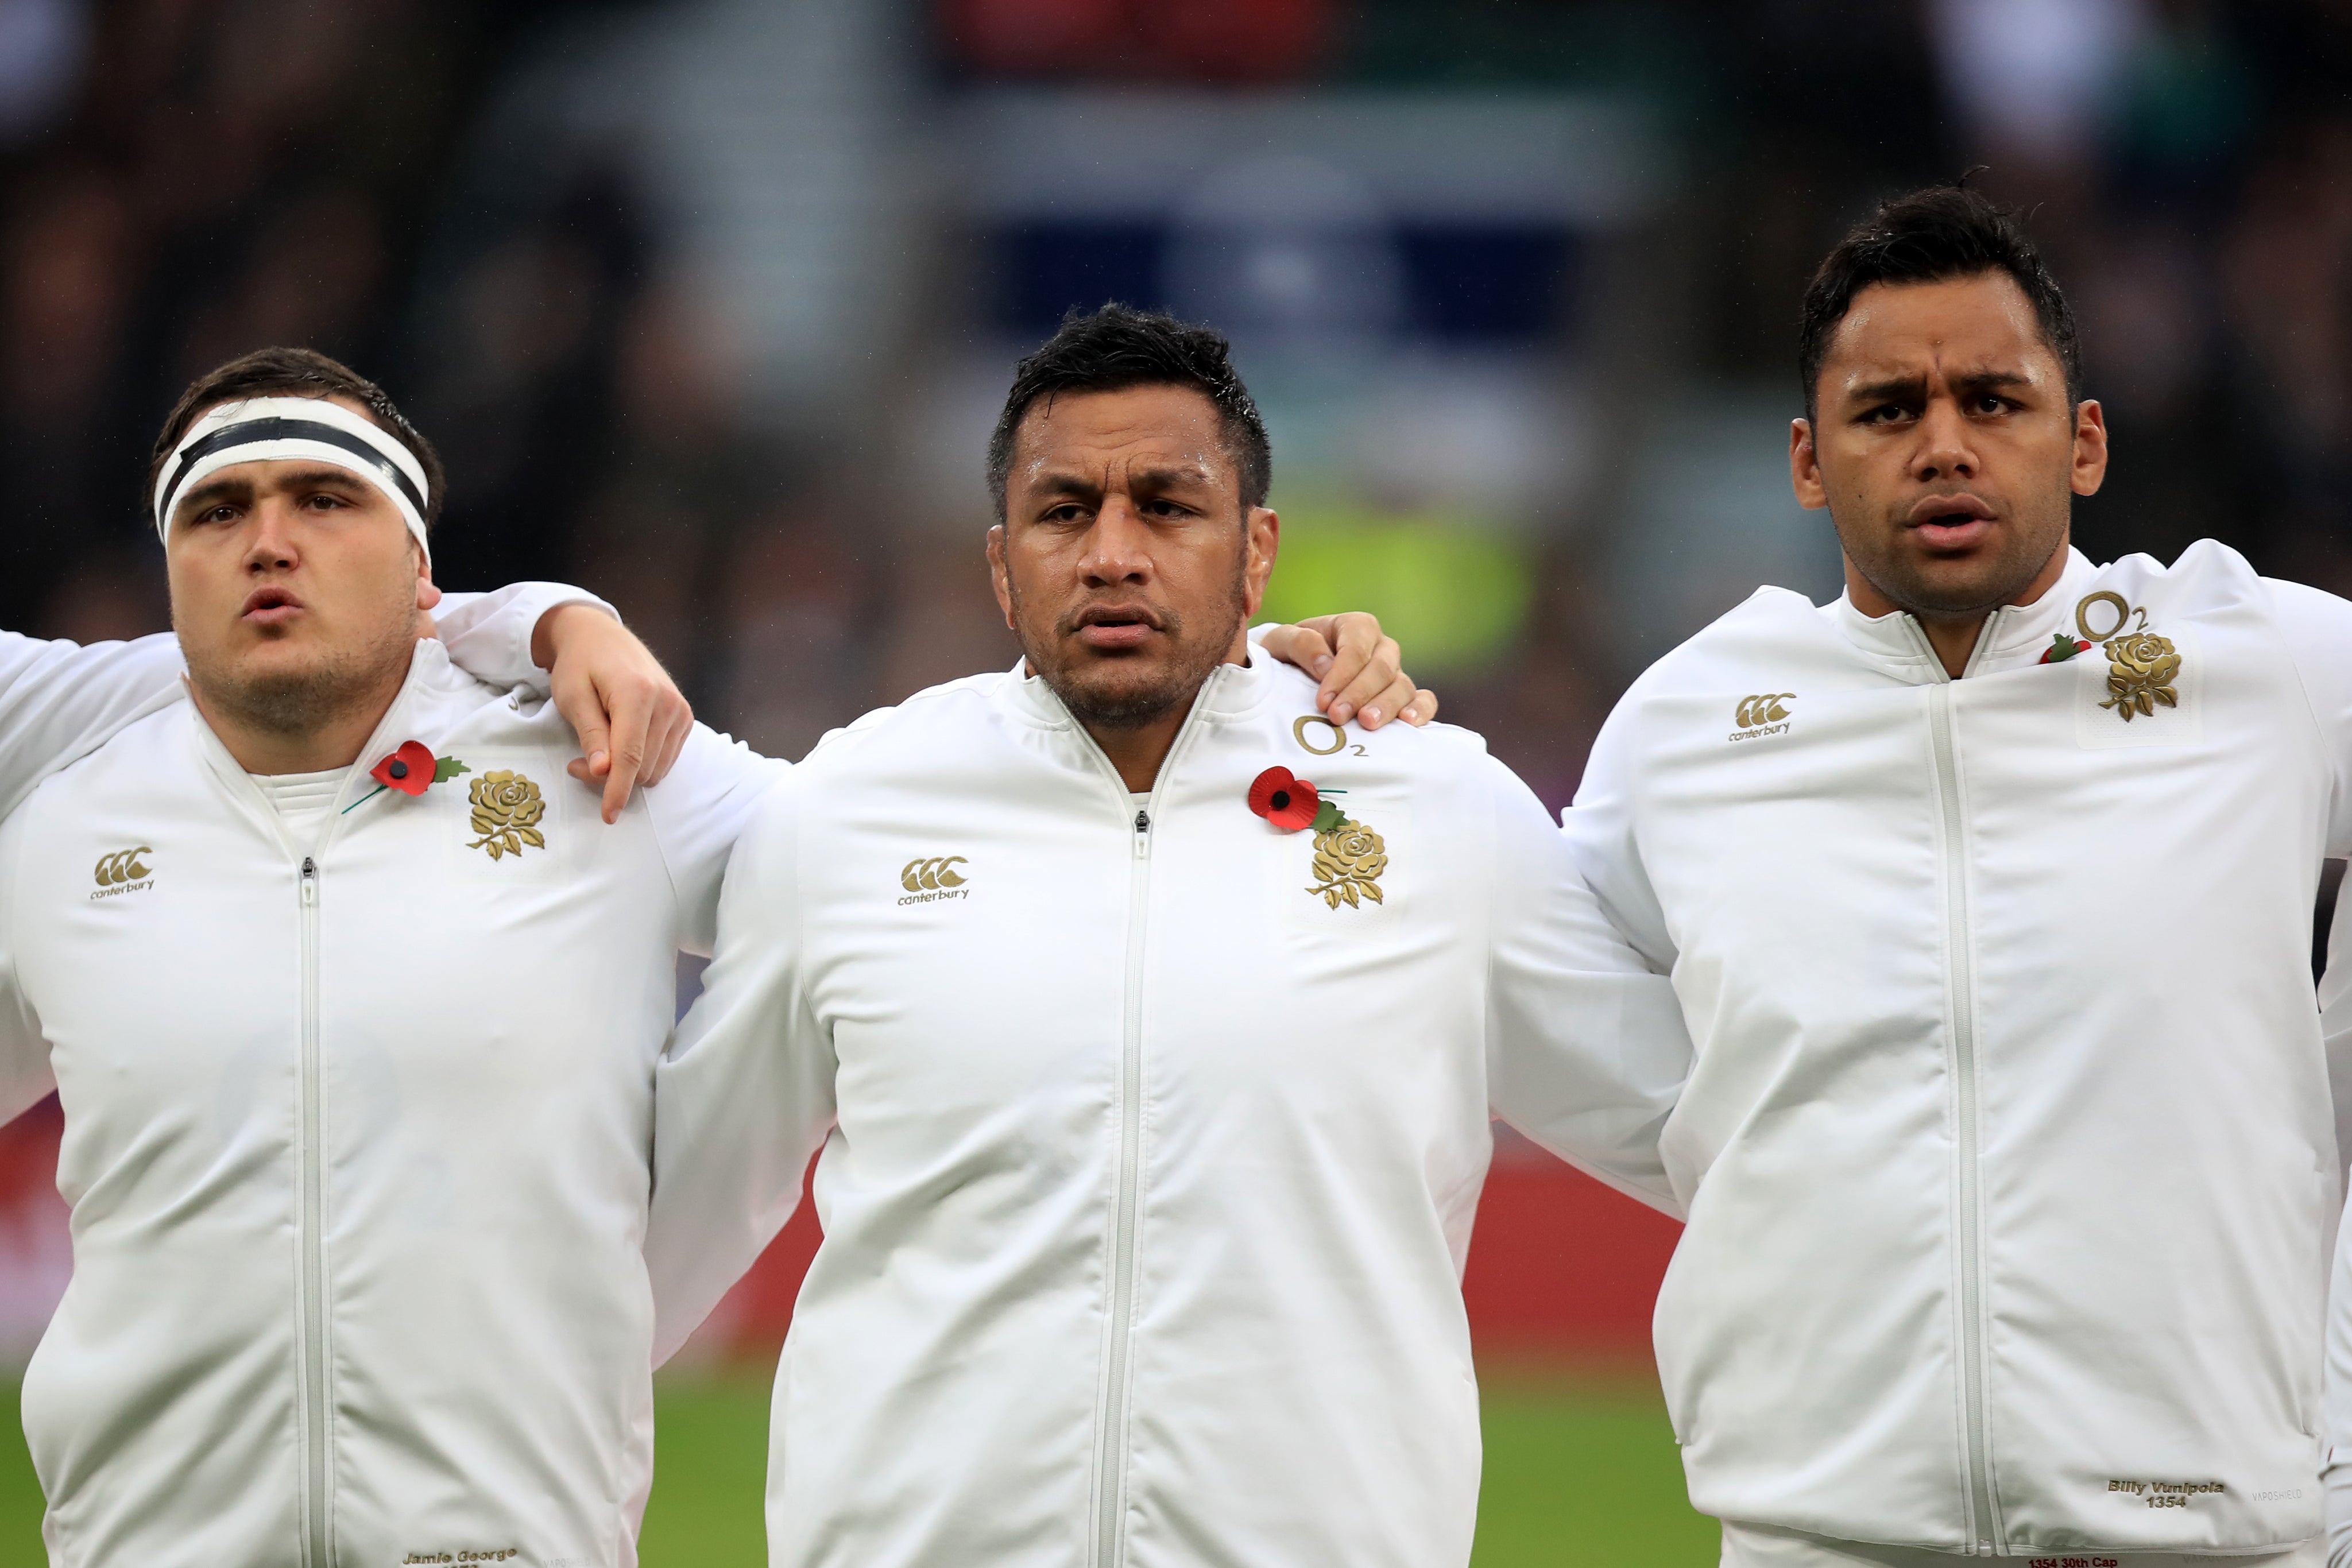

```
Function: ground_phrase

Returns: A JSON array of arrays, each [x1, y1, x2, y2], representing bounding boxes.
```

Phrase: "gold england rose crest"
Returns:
[[466, 770, 547, 861], [2069, 590, 2183, 722], [1306, 816, 1387, 909]]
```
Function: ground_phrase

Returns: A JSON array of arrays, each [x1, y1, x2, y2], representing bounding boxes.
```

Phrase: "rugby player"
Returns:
[[647, 304, 1693, 1567], [1568, 185, 2352, 1566]]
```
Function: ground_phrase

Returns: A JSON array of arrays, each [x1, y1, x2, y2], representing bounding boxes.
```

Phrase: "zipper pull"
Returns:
[[300, 857, 318, 907], [1134, 808, 1151, 859]]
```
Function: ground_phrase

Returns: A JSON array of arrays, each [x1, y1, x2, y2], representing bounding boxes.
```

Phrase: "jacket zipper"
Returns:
[[1925, 682, 2001, 1554], [297, 856, 332, 1568], [1092, 804, 1153, 1568], [1085, 694, 1216, 1568]]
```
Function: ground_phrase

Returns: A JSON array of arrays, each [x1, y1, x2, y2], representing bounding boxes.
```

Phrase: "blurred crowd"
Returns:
[[5, 0, 2352, 808]]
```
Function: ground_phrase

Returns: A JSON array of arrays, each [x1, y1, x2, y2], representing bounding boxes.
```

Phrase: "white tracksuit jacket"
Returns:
[[0, 583, 601, 819], [1568, 541, 2352, 1560], [644, 655, 1694, 1568], [0, 638, 783, 1568]]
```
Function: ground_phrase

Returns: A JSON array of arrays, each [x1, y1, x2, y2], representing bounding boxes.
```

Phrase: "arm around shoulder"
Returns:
[[642, 723, 792, 957], [0, 805, 56, 1128], [432, 582, 616, 696], [2324, 1187, 2352, 1566], [2262, 578, 2352, 858], [1483, 758, 1692, 1217], [0, 630, 187, 824], [646, 772, 834, 1364]]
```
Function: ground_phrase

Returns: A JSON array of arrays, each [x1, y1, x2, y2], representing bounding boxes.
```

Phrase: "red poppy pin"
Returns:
[[1247, 765, 1349, 834], [1248, 766, 1319, 831], [346, 741, 470, 814]]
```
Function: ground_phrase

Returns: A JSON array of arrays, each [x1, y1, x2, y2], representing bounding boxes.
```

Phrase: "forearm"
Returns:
[[431, 583, 615, 695], [1486, 763, 1691, 1214], [0, 630, 187, 822]]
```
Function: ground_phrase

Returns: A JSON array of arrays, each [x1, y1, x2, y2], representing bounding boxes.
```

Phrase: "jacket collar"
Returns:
[[188, 637, 469, 858], [1830, 547, 2102, 682], [999, 651, 1270, 733]]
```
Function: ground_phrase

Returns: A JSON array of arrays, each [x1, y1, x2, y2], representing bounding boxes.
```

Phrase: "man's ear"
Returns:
[[986, 524, 1015, 630], [414, 539, 442, 616], [1241, 506, 1278, 620], [1789, 418, 1828, 511], [2070, 398, 2109, 498]]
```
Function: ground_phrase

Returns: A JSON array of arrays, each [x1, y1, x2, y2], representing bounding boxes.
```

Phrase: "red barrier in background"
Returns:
[[681, 1132, 1682, 1366], [0, 1099, 69, 1360]]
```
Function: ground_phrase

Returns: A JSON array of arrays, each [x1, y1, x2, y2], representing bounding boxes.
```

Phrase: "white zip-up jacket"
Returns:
[[0, 638, 783, 1568], [0, 583, 602, 819], [645, 655, 1693, 1568], [1567, 541, 2352, 1558]]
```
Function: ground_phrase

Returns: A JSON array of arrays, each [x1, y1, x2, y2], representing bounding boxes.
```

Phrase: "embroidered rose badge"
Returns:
[[1306, 818, 1388, 909], [467, 771, 548, 861], [2098, 630, 2182, 720]]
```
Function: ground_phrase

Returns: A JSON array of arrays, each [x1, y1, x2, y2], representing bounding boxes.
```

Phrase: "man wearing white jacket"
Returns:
[[0, 346, 791, 1568], [0, 343, 1427, 1568], [1566, 185, 2352, 1565], [647, 304, 1693, 1568]]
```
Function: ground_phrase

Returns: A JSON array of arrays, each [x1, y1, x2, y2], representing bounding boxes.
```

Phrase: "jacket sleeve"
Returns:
[[1560, 676, 1679, 975], [0, 805, 55, 1129], [2327, 1175, 2352, 1568], [1484, 754, 1692, 1217], [645, 771, 835, 1364], [0, 631, 185, 824], [431, 582, 616, 699], [641, 725, 792, 958], [2265, 578, 2352, 860]]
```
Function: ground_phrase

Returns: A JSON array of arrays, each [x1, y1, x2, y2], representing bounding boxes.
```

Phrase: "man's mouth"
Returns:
[[239, 586, 305, 628], [1067, 603, 1166, 652], [1906, 493, 1997, 551]]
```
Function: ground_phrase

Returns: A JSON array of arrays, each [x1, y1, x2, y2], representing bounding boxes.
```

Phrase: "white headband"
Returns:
[[153, 396, 432, 563]]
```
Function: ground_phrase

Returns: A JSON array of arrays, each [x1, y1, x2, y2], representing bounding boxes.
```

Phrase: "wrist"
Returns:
[[531, 601, 613, 671]]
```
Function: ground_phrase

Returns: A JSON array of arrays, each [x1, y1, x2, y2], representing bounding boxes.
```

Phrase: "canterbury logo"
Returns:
[[901, 856, 968, 892], [899, 856, 972, 904], [1734, 694, 1794, 728], [92, 847, 152, 887]]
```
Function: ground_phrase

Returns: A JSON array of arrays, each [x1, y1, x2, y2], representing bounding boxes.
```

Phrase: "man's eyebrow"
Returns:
[[1125, 462, 1215, 489], [1031, 470, 1101, 498], [1840, 374, 1927, 406], [1842, 368, 2034, 406], [1948, 368, 2033, 393], [172, 475, 252, 515], [271, 464, 372, 490]]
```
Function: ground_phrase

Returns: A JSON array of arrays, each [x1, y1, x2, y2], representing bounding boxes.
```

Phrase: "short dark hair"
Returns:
[[1798, 184, 2083, 424], [986, 303, 1271, 524], [148, 346, 447, 531]]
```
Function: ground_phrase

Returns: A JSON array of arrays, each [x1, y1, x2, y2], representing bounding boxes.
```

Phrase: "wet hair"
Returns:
[[148, 346, 446, 531], [1798, 183, 2082, 424], [986, 303, 1271, 524]]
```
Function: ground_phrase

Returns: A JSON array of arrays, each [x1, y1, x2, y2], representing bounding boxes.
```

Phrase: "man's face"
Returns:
[[988, 383, 1276, 731], [167, 394, 438, 737], [1792, 272, 2107, 619]]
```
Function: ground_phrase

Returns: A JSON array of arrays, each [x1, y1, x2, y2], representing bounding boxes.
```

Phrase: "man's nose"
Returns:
[[242, 498, 300, 572], [1078, 497, 1154, 585], [1911, 397, 1979, 483]]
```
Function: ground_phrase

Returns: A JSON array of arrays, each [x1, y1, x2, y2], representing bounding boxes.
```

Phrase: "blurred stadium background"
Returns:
[[0, 0, 2345, 1560]]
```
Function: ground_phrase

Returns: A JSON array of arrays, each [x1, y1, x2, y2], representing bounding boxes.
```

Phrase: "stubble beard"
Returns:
[[184, 605, 420, 742], [1010, 561, 1250, 734], [1842, 500, 2070, 623]]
